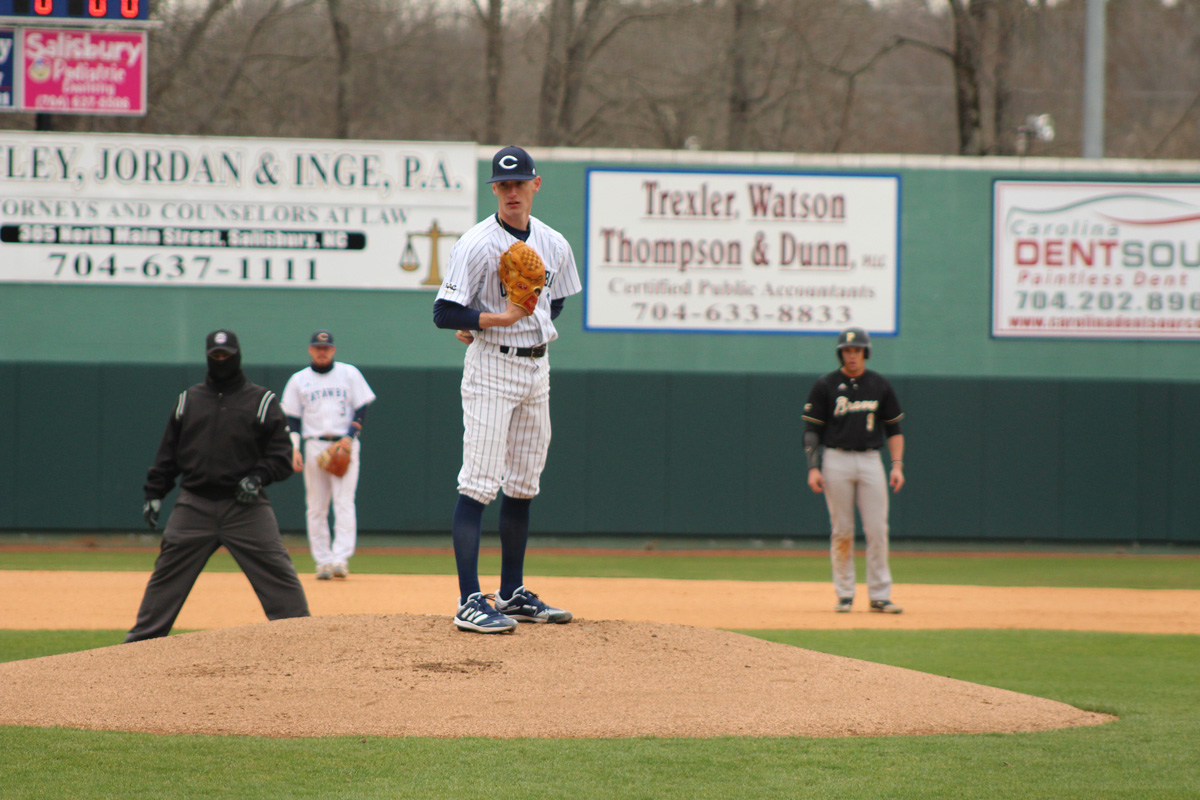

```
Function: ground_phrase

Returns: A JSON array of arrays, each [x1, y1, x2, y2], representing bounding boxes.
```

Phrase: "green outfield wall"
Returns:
[[2, 145, 1198, 541]]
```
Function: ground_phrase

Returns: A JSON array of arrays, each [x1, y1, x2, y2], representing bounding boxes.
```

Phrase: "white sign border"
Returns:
[[991, 178, 1200, 341], [582, 165, 902, 338]]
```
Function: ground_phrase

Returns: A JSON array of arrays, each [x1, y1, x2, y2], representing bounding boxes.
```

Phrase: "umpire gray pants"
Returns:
[[125, 489, 310, 642], [821, 448, 894, 602]]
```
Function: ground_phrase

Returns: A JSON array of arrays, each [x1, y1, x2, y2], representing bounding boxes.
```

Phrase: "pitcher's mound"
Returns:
[[0, 614, 1112, 738]]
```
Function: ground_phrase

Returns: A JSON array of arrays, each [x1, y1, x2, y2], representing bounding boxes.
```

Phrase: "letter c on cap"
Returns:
[[499, 155, 519, 170]]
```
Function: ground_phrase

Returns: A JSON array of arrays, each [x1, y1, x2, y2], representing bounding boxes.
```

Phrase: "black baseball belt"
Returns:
[[499, 344, 547, 358]]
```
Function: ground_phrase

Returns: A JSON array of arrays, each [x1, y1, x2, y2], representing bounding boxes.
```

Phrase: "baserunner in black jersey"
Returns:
[[802, 327, 906, 614]]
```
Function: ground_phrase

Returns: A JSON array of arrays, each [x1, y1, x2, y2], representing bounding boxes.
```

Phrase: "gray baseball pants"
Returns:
[[821, 448, 894, 602], [125, 489, 310, 642]]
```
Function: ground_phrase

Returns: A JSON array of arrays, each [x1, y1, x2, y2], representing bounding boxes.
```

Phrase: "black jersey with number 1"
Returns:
[[802, 368, 904, 451]]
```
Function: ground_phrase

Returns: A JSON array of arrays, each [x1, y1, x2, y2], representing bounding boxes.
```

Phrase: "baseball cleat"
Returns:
[[331, 562, 349, 579], [316, 564, 333, 580], [454, 592, 518, 633], [870, 600, 903, 614], [835, 597, 853, 613], [495, 585, 573, 624]]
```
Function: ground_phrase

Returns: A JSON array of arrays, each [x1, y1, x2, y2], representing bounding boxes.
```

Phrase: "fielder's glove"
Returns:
[[498, 241, 546, 315], [142, 499, 161, 531], [235, 475, 262, 504], [315, 437, 353, 477]]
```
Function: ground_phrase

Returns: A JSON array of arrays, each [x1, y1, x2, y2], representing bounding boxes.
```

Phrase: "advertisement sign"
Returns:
[[584, 168, 900, 335], [0, 132, 478, 290], [0, 28, 13, 109], [993, 181, 1200, 339], [20, 28, 145, 115]]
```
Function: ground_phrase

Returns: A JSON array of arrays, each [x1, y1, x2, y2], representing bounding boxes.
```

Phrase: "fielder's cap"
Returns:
[[488, 145, 537, 182], [310, 330, 335, 346], [205, 329, 240, 355]]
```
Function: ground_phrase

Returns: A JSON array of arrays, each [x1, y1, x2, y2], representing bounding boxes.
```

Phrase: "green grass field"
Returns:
[[2, 545, 1198, 799], [4, 544, 1199, 589]]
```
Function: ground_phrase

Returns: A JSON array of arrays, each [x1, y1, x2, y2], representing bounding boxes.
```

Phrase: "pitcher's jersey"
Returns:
[[802, 368, 903, 451], [281, 362, 376, 438], [435, 213, 582, 348]]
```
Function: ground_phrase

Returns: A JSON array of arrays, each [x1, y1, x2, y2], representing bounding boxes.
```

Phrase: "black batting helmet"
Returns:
[[836, 327, 870, 363]]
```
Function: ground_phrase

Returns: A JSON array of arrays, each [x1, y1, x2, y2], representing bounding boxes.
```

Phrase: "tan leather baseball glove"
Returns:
[[499, 241, 546, 315], [316, 437, 353, 477]]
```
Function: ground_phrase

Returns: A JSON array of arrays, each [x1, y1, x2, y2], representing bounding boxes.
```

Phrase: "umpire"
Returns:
[[125, 329, 310, 642]]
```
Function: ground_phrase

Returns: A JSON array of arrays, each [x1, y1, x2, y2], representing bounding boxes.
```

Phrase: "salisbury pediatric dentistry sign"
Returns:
[[584, 167, 900, 335], [0, 28, 148, 115], [20, 29, 146, 114]]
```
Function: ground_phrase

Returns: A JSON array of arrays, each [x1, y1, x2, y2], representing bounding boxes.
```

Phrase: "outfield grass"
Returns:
[[2, 548, 1198, 798], [3, 547, 1199, 589]]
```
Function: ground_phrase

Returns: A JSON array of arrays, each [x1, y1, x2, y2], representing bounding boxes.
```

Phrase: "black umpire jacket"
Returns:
[[144, 372, 294, 502]]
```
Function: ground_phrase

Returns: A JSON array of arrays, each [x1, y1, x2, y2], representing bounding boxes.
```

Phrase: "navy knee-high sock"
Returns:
[[452, 494, 486, 603], [498, 494, 532, 600]]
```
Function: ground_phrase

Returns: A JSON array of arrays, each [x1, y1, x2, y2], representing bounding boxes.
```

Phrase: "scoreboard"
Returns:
[[0, 0, 148, 22]]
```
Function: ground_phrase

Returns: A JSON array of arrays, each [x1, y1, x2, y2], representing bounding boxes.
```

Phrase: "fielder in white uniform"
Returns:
[[433, 145, 582, 633], [281, 330, 376, 580]]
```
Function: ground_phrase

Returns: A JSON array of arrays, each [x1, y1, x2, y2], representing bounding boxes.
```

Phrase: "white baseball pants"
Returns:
[[457, 341, 551, 505], [303, 437, 361, 565], [820, 448, 893, 602]]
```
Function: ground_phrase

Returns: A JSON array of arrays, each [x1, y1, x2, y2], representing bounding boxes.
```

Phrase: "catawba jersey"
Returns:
[[144, 376, 294, 501], [802, 368, 904, 451], [280, 362, 376, 438]]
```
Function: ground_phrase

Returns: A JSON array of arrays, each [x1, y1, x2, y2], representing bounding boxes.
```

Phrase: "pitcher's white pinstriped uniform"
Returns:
[[436, 213, 582, 504]]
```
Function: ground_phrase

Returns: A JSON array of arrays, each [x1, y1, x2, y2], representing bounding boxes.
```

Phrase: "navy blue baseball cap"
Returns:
[[205, 329, 239, 355], [488, 146, 537, 182], [310, 330, 335, 346]]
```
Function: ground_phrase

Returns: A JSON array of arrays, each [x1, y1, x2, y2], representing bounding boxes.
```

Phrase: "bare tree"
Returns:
[[537, 0, 573, 145], [946, 0, 985, 155], [144, 0, 237, 121], [471, 0, 505, 144], [726, 0, 755, 150], [2, 0, 1197, 160], [990, 0, 1022, 155], [326, 0, 353, 139]]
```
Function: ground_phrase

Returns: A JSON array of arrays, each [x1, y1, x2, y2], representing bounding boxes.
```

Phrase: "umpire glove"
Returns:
[[235, 475, 262, 505], [143, 499, 161, 531]]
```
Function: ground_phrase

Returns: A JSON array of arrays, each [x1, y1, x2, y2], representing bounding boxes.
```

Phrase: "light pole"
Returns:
[[1082, 0, 1107, 158]]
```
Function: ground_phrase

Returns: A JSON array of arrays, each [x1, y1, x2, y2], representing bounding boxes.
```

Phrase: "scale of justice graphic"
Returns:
[[398, 220, 461, 287]]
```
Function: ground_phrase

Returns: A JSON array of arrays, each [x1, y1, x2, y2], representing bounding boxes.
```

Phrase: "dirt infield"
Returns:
[[0, 613, 1113, 739], [3, 571, 1195, 739], [4, 571, 1200, 634]]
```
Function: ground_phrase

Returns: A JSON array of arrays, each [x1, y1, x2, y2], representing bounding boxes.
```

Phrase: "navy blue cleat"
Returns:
[[454, 592, 518, 633], [495, 585, 573, 624]]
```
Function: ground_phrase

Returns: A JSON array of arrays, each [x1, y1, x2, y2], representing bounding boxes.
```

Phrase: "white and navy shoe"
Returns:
[[454, 592, 518, 633], [870, 599, 904, 614], [331, 562, 349, 579], [495, 585, 573, 624]]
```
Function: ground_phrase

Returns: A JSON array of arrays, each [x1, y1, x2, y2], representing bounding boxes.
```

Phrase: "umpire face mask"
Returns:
[[207, 349, 242, 384]]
